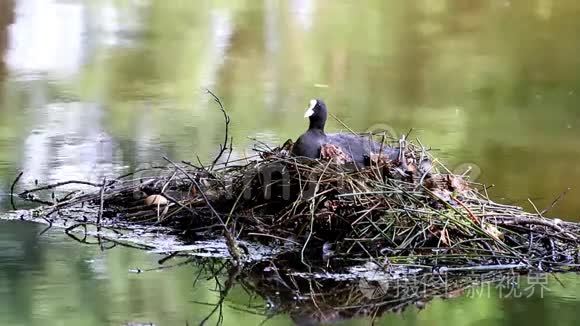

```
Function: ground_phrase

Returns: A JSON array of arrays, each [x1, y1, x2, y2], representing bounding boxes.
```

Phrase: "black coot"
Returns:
[[292, 99, 399, 166]]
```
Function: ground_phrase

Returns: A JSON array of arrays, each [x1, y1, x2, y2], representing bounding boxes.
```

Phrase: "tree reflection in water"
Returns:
[[64, 229, 523, 326]]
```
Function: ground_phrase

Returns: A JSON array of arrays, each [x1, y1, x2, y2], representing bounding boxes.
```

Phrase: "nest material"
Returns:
[[18, 137, 580, 271]]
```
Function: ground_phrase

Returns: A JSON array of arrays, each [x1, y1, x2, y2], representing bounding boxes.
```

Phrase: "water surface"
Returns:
[[1, 0, 579, 325]]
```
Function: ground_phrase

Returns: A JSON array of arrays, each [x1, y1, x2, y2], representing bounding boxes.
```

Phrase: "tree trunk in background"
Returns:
[[0, 0, 15, 76]]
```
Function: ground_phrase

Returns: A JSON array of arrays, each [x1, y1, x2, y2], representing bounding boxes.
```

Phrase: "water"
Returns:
[[0, 0, 579, 325]]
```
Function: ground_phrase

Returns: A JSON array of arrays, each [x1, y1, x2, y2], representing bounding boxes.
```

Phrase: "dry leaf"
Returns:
[[429, 225, 451, 246], [406, 162, 417, 174], [446, 175, 469, 194], [368, 153, 392, 165], [483, 223, 504, 241], [321, 144, 352, 164], [432, 189, 452, 203], [439, 228, 451, 246]]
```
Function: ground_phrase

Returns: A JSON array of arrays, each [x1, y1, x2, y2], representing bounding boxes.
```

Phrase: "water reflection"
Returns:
[[21, 101, 116, 186], [1, 1, 580, 217], [6, 0, 85, 77], [0, 219, 578, 326], [1, 0, 580, 325], [0, 0, 14, 82]]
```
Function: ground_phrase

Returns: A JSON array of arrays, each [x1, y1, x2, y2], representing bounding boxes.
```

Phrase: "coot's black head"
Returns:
[[304, 99, 327, 131]]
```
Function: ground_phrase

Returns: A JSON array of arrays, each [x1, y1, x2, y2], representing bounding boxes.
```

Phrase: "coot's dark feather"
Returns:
[[292, 99, 399, 167], [326, 133, 399, 164], [292, 129, 326, 158]]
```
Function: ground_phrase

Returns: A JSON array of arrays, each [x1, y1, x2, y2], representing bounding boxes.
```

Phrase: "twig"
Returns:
[[528, 198, 543, 218], [198, 264, 241, 326], [541, 188, 571, 215], [97, 177, 106, 226], [10, 171, 24, 210], [329, 112, 357, 135], [19, 180, 103, 196], [163, 156, 243, 264], [207, 89, 231, 169], [247, 232, 301, 245], [436, 263, 527, 273], [451, 196, 479, 223]]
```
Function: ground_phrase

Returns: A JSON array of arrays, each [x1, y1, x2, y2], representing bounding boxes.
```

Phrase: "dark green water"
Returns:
[[1, 0, 579, 325]]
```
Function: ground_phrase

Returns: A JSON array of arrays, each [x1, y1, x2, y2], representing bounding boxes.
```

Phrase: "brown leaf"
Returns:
[[439, 228, 450, 246], [324, 200, 340, 211], [321, 144, 352, 164], [368, 153, 392, 166], [406, 162, 417, 174], [446, 175, 469, 194], [428, 225, 451, 246], [431, 189, 452, 203]]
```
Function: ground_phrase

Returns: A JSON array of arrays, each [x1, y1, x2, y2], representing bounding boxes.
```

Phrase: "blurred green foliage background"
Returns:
[[0, 0, 579, 325]]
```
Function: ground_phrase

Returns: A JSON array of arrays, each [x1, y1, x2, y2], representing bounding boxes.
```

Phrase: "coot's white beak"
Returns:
[[304, 99, 317, 118]]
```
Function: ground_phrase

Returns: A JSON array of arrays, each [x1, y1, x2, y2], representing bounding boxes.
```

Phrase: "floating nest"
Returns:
[[16, 133, 580, 272]]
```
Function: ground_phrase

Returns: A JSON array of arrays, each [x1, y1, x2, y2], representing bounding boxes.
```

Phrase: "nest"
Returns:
[[13, 94, 577, 325], [16, 135, 580, 272]]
